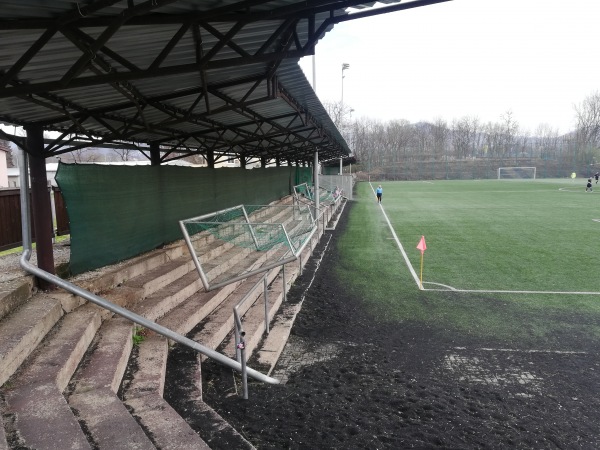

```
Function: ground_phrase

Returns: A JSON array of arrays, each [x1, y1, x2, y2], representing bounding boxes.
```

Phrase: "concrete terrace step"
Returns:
[[2, 303, 102, 449], [0, 276, 35, 322], [123, 334, 210, 450], [132, 270, 203, 321], [0, 295, 64, 386], [68, 317, 155, 450], [122, 256, 196, 300], [164, 343, 255, 449], [74, 241, 188, 295]]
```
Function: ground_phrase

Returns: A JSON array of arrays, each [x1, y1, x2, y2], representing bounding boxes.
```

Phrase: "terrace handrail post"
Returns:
[[264, 275, 269, 334], [282, 264, 287, 303], [237, 333, 248, 399]]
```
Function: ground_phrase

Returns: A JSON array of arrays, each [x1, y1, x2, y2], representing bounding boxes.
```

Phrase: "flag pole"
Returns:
[[420, 252, 424, 289], [416, 235, 426, 290]]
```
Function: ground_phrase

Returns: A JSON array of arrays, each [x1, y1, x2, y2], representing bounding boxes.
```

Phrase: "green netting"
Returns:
[[56, 163, 312, 274]]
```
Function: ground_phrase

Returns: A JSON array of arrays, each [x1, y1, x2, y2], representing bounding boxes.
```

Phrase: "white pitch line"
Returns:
[[453, 347, 587, 354], [425, 287, 600, 295], [369, 183, 422, 289], [370, 183, 600, 296]]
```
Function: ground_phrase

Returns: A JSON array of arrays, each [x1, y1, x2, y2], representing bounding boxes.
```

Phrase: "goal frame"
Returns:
[[497, 167, 537, 180]]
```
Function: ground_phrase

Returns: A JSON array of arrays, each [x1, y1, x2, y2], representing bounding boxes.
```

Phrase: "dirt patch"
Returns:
[[200, 203, 600, 449]]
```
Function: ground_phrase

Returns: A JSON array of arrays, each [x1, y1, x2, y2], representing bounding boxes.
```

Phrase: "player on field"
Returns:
[[376, 185, 383, 203]]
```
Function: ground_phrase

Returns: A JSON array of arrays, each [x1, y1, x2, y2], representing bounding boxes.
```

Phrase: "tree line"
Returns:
[[327, 91, 600, 175]]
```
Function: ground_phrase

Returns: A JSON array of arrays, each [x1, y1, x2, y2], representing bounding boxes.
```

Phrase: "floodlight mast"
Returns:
[[341, 63, 350, 105], [341, 63, 350, 175]]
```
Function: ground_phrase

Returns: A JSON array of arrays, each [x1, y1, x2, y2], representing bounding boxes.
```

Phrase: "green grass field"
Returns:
[[335, 179, 600, 347]]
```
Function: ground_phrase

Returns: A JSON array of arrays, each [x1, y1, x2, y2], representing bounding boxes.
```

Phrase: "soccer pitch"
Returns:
[[370, 179, 599, 293], [336, 179, 600, 344]]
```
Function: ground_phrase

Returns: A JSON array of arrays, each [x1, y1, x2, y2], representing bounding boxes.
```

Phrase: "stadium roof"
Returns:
[[0, 0, 450, 165]]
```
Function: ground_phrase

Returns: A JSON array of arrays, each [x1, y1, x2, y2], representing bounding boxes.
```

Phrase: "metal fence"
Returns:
[[319, 174, 354, 200], [357, 157, 598, 182]]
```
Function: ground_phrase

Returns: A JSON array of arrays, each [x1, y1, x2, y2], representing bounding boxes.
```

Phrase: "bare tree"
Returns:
[[574, 91, 600, 149], [430, 118, 449, 160], [387, 119, 413, 166], [412, 123, 433, 160], [500, 110, 519, 158], [112, 148, 137, 161], [534, 123, 560, 159], [484, 121, 503, 157], [453, 116, 485, 159], [59, 148, 101, 163]]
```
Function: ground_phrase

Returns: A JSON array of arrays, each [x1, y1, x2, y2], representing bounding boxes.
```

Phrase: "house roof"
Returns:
[[0, 0, 449, 165]]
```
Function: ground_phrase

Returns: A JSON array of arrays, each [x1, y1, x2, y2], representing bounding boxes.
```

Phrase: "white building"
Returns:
[[0, 141, 8, 188]]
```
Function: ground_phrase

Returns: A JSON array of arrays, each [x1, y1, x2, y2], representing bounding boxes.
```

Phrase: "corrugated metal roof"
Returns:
[[0, 0, 437, 164]]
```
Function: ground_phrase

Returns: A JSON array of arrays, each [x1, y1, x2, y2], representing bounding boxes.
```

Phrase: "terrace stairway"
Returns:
[[0, 195, 346, 449]]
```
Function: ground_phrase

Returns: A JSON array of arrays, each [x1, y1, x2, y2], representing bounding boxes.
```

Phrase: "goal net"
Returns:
[[180, 203, 317, 290], [497, 167, 536, 180]]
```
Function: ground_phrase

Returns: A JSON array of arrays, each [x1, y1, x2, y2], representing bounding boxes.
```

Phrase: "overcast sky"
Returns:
[[299, 0, 600, 135]]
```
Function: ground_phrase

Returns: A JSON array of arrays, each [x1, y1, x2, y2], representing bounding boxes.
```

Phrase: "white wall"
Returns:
[[0, 150, 8, 188]]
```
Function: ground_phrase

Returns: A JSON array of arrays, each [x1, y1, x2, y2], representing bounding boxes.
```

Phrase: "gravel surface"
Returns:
[[0, 239, 71, 284]]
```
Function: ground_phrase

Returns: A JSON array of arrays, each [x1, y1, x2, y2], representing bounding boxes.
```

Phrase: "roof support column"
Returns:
[[240, 156, 246, 169], [314, 149, 319, 214], [276, 157, 281, 167], [26, 124, 55, 289], [340, 157, 343, 175], [261, 156, 267, 168], [206, 150, 215, 168], [150, 142, 160, 166]]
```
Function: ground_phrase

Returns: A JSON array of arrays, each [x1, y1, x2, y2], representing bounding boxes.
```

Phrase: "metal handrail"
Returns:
[[233, 271, 270, 399], [17, 150, 279, 390]]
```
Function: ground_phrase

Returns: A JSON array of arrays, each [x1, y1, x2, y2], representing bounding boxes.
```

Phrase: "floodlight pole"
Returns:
[[341, 63, 349, 106], [340, 63, 350, 175]]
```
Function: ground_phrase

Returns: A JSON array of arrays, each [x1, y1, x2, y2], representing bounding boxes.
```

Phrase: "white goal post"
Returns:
[[497, 167, 537, 180]]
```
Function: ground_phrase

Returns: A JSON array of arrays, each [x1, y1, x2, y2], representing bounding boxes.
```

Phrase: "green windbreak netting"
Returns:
[[295, 167, 313, 186], [56, 163, 312, 274]]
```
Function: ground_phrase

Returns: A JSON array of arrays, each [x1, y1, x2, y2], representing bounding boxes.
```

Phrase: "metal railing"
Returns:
[[233, 267, 285, 399], [17, 150, 279, 396]]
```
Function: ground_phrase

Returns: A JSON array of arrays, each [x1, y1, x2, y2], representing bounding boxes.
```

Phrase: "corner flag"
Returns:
[[417, 235, 427, 254], [416, 236, 426, 290]]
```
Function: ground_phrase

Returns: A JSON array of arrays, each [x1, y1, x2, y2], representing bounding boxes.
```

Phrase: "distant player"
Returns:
[[595, 172, 599, 184], [586, 178, 593, 192], [376, 185, 383, 203]]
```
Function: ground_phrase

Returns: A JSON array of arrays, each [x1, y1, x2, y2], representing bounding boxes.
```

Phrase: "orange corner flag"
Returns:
[[416, 235, 427, 254]]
